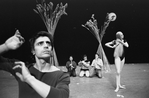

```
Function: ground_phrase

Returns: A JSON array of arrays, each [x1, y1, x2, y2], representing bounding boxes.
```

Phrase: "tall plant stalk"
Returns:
[[34, 0, 68, 66]]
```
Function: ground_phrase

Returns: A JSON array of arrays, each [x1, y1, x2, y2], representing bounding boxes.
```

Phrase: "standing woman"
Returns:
[[105, 31, 129, 92]]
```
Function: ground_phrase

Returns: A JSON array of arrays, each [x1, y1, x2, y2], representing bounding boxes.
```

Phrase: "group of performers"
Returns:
[[66, 31, 129, 92], [66, 54, 103, 78]]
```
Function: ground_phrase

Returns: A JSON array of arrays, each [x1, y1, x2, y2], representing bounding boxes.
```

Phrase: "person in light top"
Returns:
[[90, 53, 103, 78]]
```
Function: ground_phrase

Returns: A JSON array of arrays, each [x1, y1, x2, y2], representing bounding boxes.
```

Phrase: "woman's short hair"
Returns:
[[116, 31, 123, 40]]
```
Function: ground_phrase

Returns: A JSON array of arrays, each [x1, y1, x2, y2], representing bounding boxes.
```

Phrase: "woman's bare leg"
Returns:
[[120, 58, 125, 72], [119, 58, 126, 89], [114, 57, 121, 92]]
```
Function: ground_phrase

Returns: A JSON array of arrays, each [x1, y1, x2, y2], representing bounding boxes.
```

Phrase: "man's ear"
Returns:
[[32, 50, 35, 55], [51, 50, 54, 57]]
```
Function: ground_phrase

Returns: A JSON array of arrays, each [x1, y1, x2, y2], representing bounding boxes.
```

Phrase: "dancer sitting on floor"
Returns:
[[78, 55, 90, 77], [105, 31, 129, 92], [66, 56, 77, 77], [90, 53, 103, 78]]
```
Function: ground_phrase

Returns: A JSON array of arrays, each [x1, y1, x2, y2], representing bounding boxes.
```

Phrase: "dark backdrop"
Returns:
[[0, 0, 149, 65]]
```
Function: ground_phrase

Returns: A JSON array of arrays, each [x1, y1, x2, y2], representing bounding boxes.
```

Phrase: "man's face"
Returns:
[[84, 56, 87, 61], [33, 36, 52, 59], [70, 56, 73, 61], [95, 54, 98, 59]]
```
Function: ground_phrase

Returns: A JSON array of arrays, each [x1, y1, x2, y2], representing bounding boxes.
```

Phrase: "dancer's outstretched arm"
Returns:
[[105, 40, 117, 48]]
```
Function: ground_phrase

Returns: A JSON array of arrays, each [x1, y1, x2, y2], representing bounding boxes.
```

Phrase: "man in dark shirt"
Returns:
[[0, 30, 70, 98], [66, 56, 77, 77]]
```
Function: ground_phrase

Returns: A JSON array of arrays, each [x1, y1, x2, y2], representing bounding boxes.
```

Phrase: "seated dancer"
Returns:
[[0, 30, 70, 98], [78, 55, 90, 77], [90, 53, 103, 78], [105, 31, 129, 92], [66, 56, 77, 77]]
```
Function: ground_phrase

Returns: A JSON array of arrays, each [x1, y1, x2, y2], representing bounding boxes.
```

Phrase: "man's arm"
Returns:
[[73, 61, 77, 68], [14, 61, 69, 98], [0, 30, 24, 55], [98, 59, 103, 67], [27, 76, 51, 97], [66, 61, 70, 69], [0, 44, 9, 55], [82, 61, 90, 67], [27, 73, 69, 98], [0, 30, 24, 76], [91, 60, 95, 67], [13, 61, 50, 97]]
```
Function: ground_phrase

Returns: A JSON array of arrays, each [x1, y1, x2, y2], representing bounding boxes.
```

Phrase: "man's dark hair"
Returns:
[[29, 31, 53, 51], [83, 55, 87, 58]]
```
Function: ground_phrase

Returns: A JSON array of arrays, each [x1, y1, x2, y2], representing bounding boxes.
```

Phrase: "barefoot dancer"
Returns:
[[105, 31, 129, 92]]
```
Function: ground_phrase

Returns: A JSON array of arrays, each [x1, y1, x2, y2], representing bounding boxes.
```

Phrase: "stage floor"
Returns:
[[0, 64, 149, 98]]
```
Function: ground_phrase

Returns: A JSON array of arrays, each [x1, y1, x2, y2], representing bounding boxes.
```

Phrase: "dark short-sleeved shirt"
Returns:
[[0, 56, 70, 98], [66, 61, 77, 70]]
